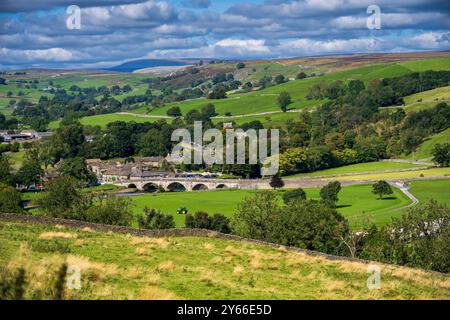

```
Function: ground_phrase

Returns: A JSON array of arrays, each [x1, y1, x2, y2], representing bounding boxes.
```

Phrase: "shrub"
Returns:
[[166, 106, 182, 117], [273, 200, 349, 254], [231, 191, 280, 241], [360, 200, 450, 273], [210, 214, 231, 233], [432, 143, 450, 167], [232, 192, 349, 254], [320, 181, 341, 207], [39, 176, 87, 219], [138, 207, 175, 229], [277, 91, 291, 112], [0, 183, 23, 213], [86, 195, 133, 226], [283, 188, 306, 204], [185, 211, 211, 229], [269, 174, 284, 188]]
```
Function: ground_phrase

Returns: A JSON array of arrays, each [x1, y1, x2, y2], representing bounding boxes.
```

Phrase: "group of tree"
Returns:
[[0, 112, 19, 130], [432, 143, 450, 167], [231, 190, 450, 272], [38, 176, 133, 226]]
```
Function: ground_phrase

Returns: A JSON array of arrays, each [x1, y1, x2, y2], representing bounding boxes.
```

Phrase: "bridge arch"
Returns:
[[192, 183, 208, 191], [216, 184, 228, 189], [143, 182, 159, 193], [127, 183, 137, 189], [166, 182, 186, 192]]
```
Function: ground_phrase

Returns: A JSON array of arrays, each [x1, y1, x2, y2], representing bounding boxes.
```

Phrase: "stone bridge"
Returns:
[[112, 177, 375, 192]]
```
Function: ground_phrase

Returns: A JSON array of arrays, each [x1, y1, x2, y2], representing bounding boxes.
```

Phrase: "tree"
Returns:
[[138, 207, 175, 229], [347, 79, 365, 97], [277, 91, 291, 112], [210, 214, 231, 233], [167, 106, 182, 117], [283, 188, 306, 204], [296, 72, 307, 80], [232, 192, 349, 254], [207, 86, 227, 99], [274, 74, 285, 84], [361, 200, 450, 273], [39, 176, 85, 218], [236, 62, 245, 69], [0, 184, 23, 213], [86, 194, 133, 226], [432, 143, 450, 167], [0, 155, 13, 186], [372, 180, 393, 199], [15, 160, 44, 188], [320, 181, 341, 207], [185, 211, 212, 229], [58, 157, 97, 186], [185, 109, 203, 124], [231, 191, 280, 241], [269, 173, 284, 189], [201, 103, 217, 118], [273, 200, 349, 254]]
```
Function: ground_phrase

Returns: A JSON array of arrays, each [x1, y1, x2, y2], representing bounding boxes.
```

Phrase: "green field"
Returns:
[[75, 57, 450, 127], [287, 161, 428, 178], [0, 98, 14, 116], [1, 220, 448, 299], [49, 113, 166, 129], [408, 179, 450, 207], [405, 128, 450, 160], [328, 167, 450, 180], [130, 184, 411, 229], [5, 150, 26, 171], [400, 86, 450, 112]]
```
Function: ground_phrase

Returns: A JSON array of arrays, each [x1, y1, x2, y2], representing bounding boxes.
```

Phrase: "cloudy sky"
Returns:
[[0, 0, 449, 69]]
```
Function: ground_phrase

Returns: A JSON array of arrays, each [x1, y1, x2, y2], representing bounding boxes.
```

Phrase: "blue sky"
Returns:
[[0, 0, 449, 69]]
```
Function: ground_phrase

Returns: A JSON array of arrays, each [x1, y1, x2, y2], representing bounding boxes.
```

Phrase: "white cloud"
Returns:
[[0, 47, 75, 64]]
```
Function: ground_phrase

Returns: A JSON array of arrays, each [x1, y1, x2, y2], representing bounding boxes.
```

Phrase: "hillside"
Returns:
[[106, 59, 191, 73], [1, 218, 449, 299], [405, 128, 450, 160], [73, 56, 450, 128]]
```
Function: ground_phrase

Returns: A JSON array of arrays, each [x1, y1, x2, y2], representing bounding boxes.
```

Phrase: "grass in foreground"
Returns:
[[0, 220, 448, 299]]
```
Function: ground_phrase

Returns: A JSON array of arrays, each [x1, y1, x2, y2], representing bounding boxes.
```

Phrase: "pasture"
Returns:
[[408, 179, 450, 207], [287, 161, 428, 178], [130, 184, 411, 229], [326, 167, 450, 181], [404, 128, 450, 161], [1, 220, 448, 299]]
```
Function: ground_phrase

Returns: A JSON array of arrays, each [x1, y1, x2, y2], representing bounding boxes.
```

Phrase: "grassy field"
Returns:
[[49, 113, 166, 129], [326, 167, 450, 181], [0, 98, 14, 116], [5, 150, 26, 171], [130, 184, 411, 229], [287, 161, 428, 178], [0, 220, 448, 299], [408, 179, 450, 207], [404, 128, 450, 160], [400, 86, 450, 112]]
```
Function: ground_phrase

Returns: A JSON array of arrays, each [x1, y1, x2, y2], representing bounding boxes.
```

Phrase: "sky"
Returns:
[[0, 0, 449, 69]]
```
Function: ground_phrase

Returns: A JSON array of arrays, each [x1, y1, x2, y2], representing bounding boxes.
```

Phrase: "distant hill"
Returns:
[[105, 59, 193, 72]]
